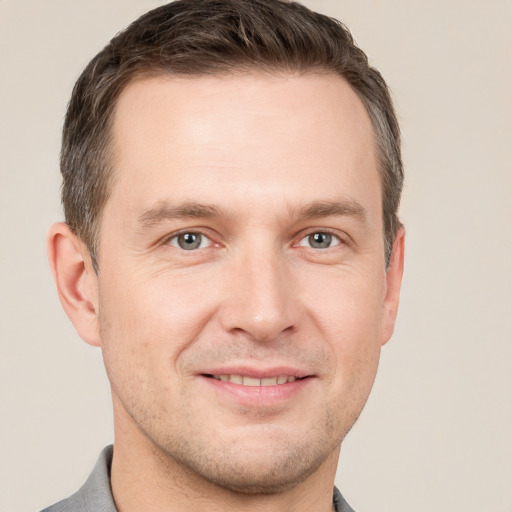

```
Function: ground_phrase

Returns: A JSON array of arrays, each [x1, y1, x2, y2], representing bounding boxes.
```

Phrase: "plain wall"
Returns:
[[1, 1, 511, 511]]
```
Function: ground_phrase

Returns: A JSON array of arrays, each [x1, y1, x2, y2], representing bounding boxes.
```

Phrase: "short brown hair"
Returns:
[[61, 0, 403, 269]]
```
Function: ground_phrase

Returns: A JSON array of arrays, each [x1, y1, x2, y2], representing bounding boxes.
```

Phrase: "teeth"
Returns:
[[211, 375, 299, 386], [243, 376, 260, 386]]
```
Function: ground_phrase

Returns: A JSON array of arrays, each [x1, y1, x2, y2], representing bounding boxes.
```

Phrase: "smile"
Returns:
[[208, 374, 299, 386], [199, 370, 313, 405]]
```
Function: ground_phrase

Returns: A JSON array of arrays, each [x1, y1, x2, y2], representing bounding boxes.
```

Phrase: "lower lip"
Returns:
[[199, 375, 313, 406]]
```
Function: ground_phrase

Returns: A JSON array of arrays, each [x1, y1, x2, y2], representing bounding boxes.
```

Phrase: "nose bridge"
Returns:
[[220, 239, 299, 342]]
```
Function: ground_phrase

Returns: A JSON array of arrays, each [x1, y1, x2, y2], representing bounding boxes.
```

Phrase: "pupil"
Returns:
[[309, 232, 331, 248], [178, 233, 201, 250]]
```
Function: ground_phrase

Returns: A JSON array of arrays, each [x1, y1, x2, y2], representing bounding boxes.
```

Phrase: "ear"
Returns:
[[380, 226, 405, 346], [47, 222, 101, 347]]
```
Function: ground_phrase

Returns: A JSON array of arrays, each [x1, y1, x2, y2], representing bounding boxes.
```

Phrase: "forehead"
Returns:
[[106, 72, 380, 223]]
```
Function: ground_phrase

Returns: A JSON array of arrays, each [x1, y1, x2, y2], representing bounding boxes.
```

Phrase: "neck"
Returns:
[[110, 405, 340, 512]]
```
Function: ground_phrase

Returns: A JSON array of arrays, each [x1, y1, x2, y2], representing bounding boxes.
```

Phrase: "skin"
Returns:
[[48, 72, 404, 512]]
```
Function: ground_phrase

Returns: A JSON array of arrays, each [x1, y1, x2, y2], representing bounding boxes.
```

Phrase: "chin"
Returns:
[[176, 440, 329, 495], [154, 420, 344, 495]]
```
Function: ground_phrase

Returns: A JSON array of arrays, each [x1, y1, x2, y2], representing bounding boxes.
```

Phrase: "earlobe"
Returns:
[[380, 226, 405, 346], [47, 222, 101, 347]]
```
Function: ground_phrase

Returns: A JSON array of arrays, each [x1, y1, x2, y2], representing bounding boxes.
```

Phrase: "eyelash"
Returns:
[[165, 230, 218, 251], [295, 230, 342, 250], [164, 229, 344, 252]]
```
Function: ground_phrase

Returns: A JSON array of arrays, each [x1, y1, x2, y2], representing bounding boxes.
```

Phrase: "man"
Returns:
[[44, 0, 404, 511]]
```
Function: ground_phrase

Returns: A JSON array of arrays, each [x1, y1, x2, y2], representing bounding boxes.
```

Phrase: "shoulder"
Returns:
[[333, 486, 357, 512], [39, 446, 116, 512], [39, 490, 87, 512]]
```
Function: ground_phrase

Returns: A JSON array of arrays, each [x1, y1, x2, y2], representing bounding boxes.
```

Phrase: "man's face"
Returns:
[[94, 72, 402, 492]]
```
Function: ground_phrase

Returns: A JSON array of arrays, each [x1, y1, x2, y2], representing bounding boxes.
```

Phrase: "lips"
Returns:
[[207, 374, 299, 386], [199, 370, 311, 408], [198, 365, 313, 404]]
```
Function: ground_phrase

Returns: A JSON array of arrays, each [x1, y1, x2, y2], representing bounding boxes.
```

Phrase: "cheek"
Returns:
[[299, 266, 385, 390], [301, 265, 386, 342], [98, 267, 220, 363]]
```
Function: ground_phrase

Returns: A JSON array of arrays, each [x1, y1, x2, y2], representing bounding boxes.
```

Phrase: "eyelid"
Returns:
[[157, 227, 348, 251], [294, 229, 345, 249], [161, 228, 219, 249]]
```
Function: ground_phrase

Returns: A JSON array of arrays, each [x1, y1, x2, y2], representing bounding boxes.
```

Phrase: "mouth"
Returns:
[[203, 374, 304, 386], [198, 367, 314, 405], [200, 371, 312, 406]]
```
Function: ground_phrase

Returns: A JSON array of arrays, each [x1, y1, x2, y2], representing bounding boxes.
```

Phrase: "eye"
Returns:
[[168, 232, 211, 250], [298, 232, 341, 249]]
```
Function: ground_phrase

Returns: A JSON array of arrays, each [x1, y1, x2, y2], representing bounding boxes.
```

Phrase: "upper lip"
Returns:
[[199, 366, 312, 379]]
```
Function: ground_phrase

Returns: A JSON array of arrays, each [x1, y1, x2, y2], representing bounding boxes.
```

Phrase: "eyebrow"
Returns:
[[138, 201, 227, 228], [137, 198, 367, 229], [296, 199, 367, 223]]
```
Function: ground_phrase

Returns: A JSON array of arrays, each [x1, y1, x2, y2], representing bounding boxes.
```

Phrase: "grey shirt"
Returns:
[[41, 445, 355, 512]]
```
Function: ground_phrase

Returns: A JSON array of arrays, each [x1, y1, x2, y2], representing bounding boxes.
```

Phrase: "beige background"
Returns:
[[1, 1, 511, 511]]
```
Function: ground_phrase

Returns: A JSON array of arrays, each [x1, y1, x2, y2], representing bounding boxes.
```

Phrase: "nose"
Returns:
[[219, 246, 301, 343]]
